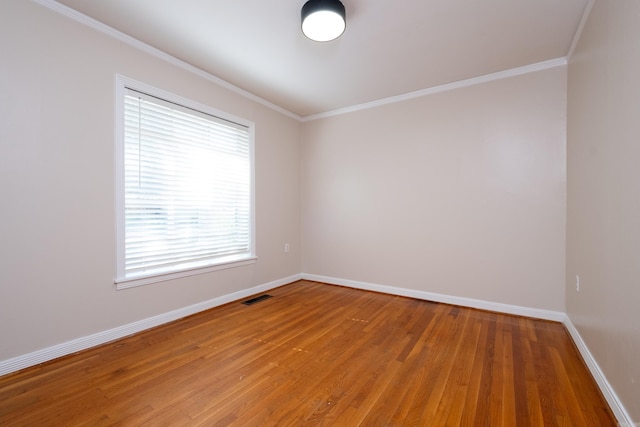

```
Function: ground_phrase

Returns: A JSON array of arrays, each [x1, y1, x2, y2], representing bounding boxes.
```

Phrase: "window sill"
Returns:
[[115, 255, 258, 290]]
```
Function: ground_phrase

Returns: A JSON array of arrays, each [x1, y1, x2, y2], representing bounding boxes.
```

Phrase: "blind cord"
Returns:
[[137, 97, 142, 187]]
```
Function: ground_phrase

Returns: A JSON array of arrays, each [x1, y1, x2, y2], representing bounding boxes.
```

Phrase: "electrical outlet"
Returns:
[[576, 275, 580, 292], [284, 243, 289, 253]]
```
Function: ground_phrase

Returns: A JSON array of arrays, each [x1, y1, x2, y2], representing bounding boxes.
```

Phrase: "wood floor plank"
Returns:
[[443, 315, 482, 426], [459, 320, 488, 425], [0, 280, 616, 426], [521, 333, 544, 425]]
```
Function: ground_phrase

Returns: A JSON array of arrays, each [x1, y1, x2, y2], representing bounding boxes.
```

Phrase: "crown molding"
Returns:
[[32, 0, 302, 121], [567, 0, 595, 60], [302, 57, 568, 121], [33, 0, 570, 123]]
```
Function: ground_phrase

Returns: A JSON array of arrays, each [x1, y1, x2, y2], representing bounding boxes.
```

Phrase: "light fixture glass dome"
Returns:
[[301, 0, 346, 42]]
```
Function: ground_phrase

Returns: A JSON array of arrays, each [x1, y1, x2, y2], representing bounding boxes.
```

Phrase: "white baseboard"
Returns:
[[0, 274, 302, 377], [563, 317, 635, 427], [2, 273, 634, 427], [301, 273, 565, 322], [301, 273, 635, 426]]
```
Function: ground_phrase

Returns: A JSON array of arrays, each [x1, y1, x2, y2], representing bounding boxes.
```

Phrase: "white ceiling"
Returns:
[[53, 0, 589, 118]]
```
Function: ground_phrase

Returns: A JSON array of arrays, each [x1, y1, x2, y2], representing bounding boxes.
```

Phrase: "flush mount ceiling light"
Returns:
[[301, 0, 346, 42]]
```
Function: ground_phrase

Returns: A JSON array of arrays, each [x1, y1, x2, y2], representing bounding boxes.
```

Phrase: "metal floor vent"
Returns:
[[242, 294, 273, 305]]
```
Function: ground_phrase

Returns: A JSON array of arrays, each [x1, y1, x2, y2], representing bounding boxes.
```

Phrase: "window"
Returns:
[[115, 76, 255, 289]]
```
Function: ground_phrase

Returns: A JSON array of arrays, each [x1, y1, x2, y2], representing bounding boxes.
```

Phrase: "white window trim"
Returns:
[[114, 74, 256, 290]]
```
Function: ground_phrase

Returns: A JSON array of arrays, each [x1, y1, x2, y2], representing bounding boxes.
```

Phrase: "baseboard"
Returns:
[[563, 317, 635, 427], [0, 274, 302, 377], [2, 273, 633, 427], [301, 273, 565, 322], [300, 273, 634, 426]]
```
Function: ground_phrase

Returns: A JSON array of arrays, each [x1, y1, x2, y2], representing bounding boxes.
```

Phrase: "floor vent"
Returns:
[[242, 294, 273, 305]]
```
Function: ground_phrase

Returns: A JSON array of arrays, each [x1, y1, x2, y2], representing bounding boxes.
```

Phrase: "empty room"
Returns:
[[0, 0, 638, 425]]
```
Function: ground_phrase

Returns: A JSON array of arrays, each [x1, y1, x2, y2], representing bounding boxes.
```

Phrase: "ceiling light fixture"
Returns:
[[301, 0, 346, 42]]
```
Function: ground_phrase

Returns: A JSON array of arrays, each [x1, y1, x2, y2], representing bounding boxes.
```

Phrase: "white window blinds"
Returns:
[[117, 87, 253, 285]]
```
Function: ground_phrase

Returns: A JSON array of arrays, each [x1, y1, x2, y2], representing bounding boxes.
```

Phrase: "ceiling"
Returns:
[[53, 0, 589, 118]]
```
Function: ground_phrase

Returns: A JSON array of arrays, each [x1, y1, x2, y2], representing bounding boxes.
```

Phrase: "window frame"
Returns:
[[114, 75, 256, 290]]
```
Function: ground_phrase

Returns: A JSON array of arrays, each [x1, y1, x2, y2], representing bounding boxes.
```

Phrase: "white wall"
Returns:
[[567, 0, 640, 421], [0, 1, 301, 361], [302, 67, 567, 311]]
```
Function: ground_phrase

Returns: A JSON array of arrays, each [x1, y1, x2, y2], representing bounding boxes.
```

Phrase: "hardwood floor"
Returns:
[[0, 280, 615, 426]]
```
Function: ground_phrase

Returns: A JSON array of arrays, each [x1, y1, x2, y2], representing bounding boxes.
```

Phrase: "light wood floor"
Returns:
[[0, 280, 615, 426]]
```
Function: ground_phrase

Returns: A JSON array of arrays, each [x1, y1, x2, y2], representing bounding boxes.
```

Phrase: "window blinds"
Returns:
[[122, 88, 251, 279]]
